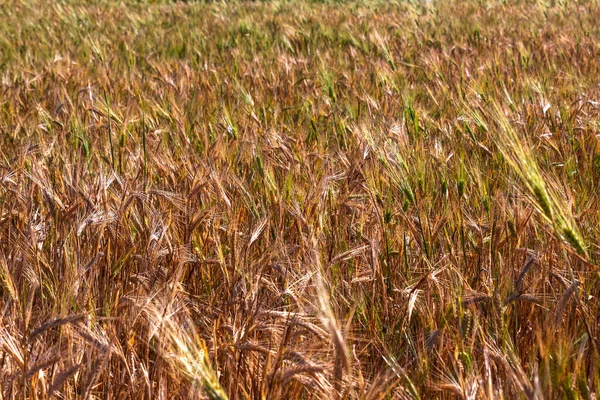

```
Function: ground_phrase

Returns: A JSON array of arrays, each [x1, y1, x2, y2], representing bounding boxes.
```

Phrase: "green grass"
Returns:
[[1, 0, 600, 398]]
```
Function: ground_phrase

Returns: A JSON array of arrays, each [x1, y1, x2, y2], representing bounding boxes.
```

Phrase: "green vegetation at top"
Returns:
[[1, 0, 600, 398]]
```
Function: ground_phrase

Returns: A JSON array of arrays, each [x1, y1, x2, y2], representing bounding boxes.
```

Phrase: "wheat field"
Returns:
[[1, 0, 600, 398]]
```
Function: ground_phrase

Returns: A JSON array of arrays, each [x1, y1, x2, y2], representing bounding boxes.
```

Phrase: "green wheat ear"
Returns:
[[562, 226, 587, 257], [471, 101, 588, 258]]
